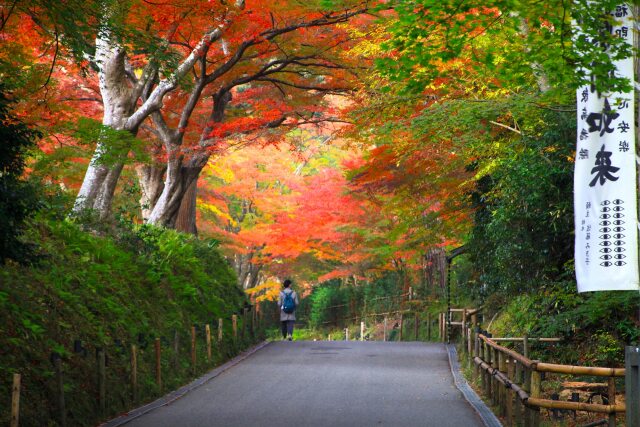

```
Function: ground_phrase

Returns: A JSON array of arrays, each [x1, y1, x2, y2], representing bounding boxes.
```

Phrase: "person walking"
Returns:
[[278, 279, 299, 341]]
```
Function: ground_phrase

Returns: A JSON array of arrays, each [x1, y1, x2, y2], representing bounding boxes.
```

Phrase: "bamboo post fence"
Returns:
[[54, 356, 66, 427], [383, 317, 387, 342], [206, 324, 212, 361], [155, 338, 162, 391], [172, 331, 179, 371], [469, 331, 625, 427], [626, 345, 640, 427], [131, 344, 138, 401], [10, 373, 20, 427], [232, 315, 238, 339], [6, 309, 269, 426], [191, 326, 197, 373], [97, 349, 106, 417]]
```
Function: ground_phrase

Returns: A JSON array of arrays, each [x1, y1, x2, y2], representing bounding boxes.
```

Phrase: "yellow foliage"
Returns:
[[245, 278, 281, 302], [205, 162, 236, 183], [199, 202, 237, 226]]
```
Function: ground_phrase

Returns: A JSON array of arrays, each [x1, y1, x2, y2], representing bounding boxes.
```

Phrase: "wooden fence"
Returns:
[[7, 303, 278, 427], [441, 309, 626, 427]]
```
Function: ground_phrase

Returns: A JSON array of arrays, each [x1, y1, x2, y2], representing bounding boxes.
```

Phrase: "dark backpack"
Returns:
[[282, 291, 296, 314]]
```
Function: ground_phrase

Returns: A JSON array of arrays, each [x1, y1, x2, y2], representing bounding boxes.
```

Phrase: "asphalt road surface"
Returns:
[[125, 341, 484, 427]]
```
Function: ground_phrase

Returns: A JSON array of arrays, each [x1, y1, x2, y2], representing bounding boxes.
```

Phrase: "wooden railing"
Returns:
[[440, 310, 625, 427]]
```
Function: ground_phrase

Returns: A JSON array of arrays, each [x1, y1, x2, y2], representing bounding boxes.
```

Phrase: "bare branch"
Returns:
[[489, 120, 521, 135], [256, 77, 351, 93]]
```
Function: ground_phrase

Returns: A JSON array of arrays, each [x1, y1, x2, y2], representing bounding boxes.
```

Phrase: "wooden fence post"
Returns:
[[427, 312, 432, 340], [191, 326, 196, 373], [530, 370, 541, 427], [241, 308, 247, 339], [479, 338, 486, 391], [523, 366, 532, 427], [608, 376, 616, 427], [172, 330, 179, 372], [345, 328, 349, 341], [155, 338, 162, 392], [10, 373, 20, 427], [383, 317, 387, 342], [53, 356, 67, 427], [251, 307, 256, 337], [414, 312, 419, 341], [232, 315, 238, 339], [472, 334, 479, 380], [131, 345, 138, 402], [514, 360, 522, 426], [399, 313, 404, 341], [498, 352, 506, 416], [218, 318, 223, 342], [462, 309, 468, 350], [523, 334, 529, 359], [360, 321, 365, 341], [494, 350, 501, 409], [506, 358, 514, 427], [626, 345, 640, 427], [206, 324, 212, 362], [97, 348, 106, 417], [257, 302, 262, 332], [527, 369, 541, 427], [484, 342, 491, 399]]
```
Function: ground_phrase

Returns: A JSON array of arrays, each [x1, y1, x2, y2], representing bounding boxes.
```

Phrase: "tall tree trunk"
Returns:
[[94, 162, 125, 215], [136, 164, 166, 221], [234, 251, 263, 289], [174, 179, 198, 234], [146, 151, 206, 228], [72, 16, 135, 219]]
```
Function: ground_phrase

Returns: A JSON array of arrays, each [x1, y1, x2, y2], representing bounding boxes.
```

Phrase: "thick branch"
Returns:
[[125, 26, 227, 131]]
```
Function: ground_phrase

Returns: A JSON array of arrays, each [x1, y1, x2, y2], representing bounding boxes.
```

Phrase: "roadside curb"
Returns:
[[101, 340, 271, 427], [446, 344, 503, 427]]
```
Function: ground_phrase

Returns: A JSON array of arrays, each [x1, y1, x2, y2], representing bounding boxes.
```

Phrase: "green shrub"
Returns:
[[0, 217, 256, 426]]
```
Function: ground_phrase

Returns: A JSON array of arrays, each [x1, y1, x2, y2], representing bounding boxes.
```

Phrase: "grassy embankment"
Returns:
[[0, 217, 263, 426]]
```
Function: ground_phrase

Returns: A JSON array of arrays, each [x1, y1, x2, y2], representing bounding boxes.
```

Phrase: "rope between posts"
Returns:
[[319, 293, 411, 311]]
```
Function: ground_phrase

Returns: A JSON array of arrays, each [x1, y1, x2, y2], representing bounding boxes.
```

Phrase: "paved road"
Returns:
[[126, 341, 484, 427]]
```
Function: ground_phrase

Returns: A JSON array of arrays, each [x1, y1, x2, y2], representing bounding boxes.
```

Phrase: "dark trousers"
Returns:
[[281, 320, 295, 338]]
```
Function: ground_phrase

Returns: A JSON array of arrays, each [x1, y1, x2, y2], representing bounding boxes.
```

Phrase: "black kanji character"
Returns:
[[619, 141, 630, 152], [615, 5, 628, 17], [579, 148, 589, 159], [586, 98, 619, 136], [616, 99, 629, 109], [618, 121, 630, 133], [589, 145, 620, 187], [580, 107, 588, 120], [615, 26, 629, 38]]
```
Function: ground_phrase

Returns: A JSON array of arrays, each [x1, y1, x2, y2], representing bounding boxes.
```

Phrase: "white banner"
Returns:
[[575, 4, 638, 292]]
